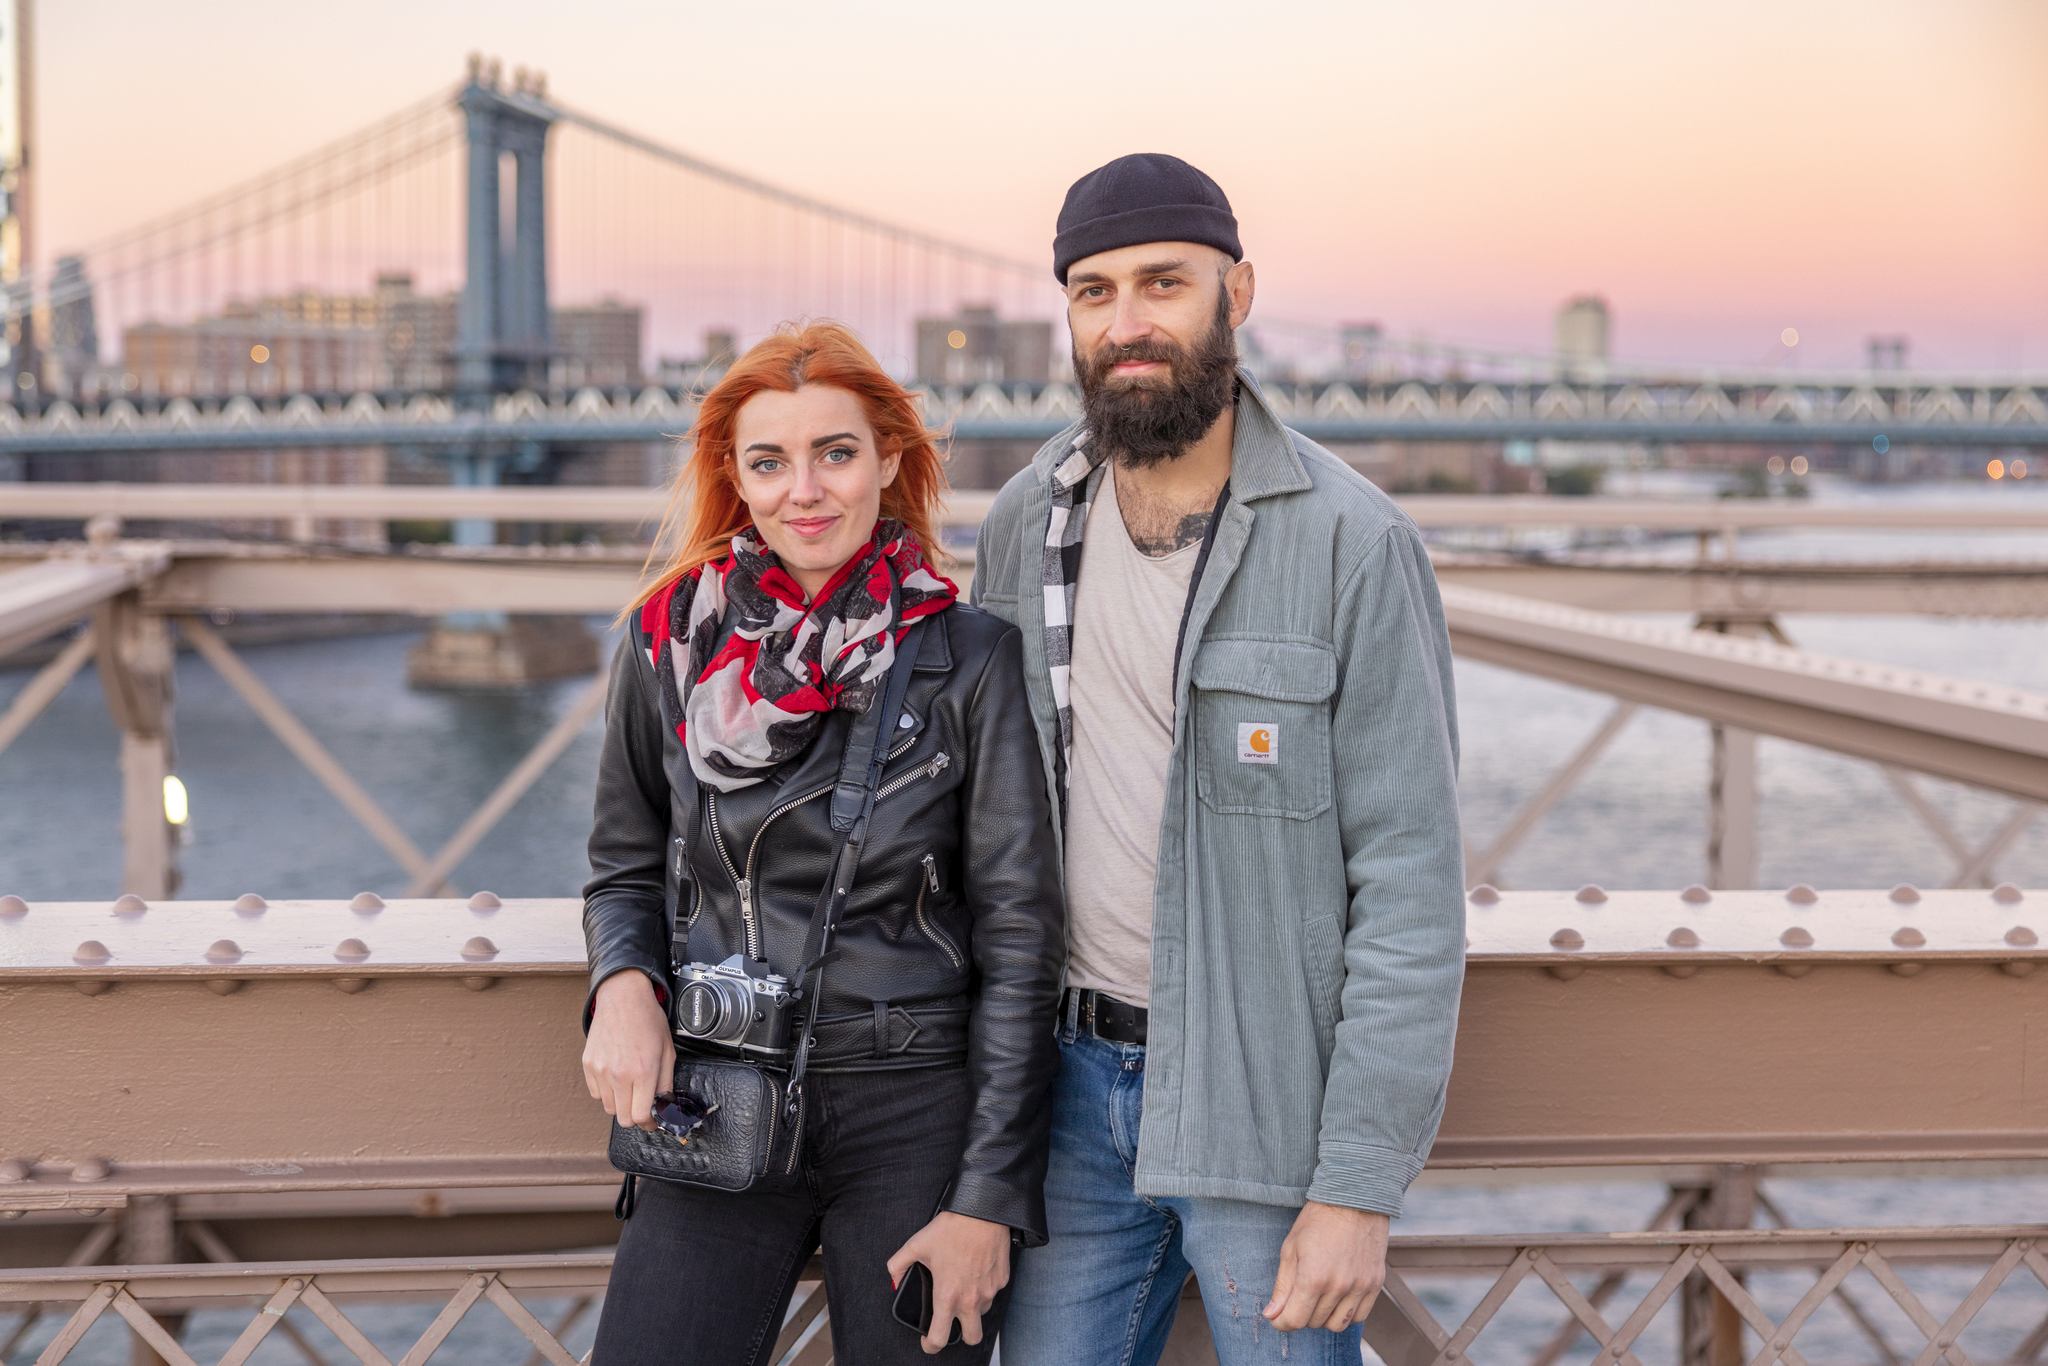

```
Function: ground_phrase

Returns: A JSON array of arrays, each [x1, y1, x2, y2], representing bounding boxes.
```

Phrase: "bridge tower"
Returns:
[[0, 0, 38, 410], [410, 58, 594, 688], [455, 58, 554, 399]]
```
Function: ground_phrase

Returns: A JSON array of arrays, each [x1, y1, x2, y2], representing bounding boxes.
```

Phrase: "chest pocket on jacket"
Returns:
[[1188, 637, 1337, 821]]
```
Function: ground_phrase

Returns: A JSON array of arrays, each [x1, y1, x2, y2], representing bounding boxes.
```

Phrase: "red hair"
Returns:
[[624, 321, 949, 619]]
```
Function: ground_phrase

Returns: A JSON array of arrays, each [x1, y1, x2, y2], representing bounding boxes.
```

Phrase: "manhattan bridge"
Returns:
[[7, 56, 2047, 481]]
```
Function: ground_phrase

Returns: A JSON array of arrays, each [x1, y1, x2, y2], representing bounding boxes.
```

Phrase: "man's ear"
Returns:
[[1225, 259, 1256, 330]]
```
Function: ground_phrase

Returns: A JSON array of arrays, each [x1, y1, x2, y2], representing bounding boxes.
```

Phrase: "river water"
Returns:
[[4, 472, 2046, 1362]]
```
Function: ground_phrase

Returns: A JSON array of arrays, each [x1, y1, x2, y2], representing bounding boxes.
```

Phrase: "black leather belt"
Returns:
[[1062, 987, 1148, 1046], [804, 1000, 970, 1071]]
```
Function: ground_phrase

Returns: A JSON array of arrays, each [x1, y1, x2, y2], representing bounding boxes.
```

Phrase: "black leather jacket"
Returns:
[[582, 602, 1065, 1243]]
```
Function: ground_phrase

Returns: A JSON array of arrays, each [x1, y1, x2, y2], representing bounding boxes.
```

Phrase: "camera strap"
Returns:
[[783, 612, 929, 1116]]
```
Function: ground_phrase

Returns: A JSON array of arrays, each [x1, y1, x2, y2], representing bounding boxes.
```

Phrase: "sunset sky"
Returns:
[[40, 0, 2048, 371]]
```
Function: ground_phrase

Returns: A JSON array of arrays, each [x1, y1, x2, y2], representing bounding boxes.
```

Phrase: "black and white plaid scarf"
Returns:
[[1041, 428, 1111, 785]]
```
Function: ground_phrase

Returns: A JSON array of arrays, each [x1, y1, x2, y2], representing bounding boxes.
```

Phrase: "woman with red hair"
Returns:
[[580, 322, 1063, 1361]]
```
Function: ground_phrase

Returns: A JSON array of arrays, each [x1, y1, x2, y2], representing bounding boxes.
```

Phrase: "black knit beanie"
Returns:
[[1052, 153, 1241, 284]]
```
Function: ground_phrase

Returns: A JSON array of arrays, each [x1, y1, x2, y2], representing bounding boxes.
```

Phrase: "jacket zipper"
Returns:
[[703, 795, 754, 957], [706, 735, 933, 961], [672, 836, 702, 933], [914, 853, 964, 970], [783, 1081, 805, 1175]]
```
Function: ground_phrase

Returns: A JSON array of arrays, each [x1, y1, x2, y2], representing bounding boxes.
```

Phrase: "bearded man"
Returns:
[[972, 154, 1467, 1366]]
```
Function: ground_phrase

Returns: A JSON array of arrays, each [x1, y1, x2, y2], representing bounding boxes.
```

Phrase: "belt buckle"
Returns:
[[1082, 990, 1097, 1036]]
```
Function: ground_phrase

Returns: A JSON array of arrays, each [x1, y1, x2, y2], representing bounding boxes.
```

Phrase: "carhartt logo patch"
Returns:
[[1237, 723, 1277, 765]]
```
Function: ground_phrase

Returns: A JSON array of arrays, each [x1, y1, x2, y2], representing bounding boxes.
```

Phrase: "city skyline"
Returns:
[[35, 0, 2048, 373]]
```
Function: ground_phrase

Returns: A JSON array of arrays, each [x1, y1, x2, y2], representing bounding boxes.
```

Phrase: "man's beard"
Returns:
[[1074, 290, 1238, 469]]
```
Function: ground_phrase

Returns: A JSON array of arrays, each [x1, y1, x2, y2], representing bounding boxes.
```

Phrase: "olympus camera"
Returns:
[[674, 955, 796, 1057]]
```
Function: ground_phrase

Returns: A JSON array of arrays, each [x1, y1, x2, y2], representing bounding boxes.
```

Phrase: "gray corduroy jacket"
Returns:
[[970, 368, 1466, 1216]]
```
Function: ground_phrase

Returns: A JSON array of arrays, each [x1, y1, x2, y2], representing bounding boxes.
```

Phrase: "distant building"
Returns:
[[653, 328, 740, 390], [915, 304, 1052, 386], [117, 274, 644, 396], [124, 290, 386, 395], [551, 298, 642, 387], [1555, 295, 1610, 381], [378, 272, 457, 390]]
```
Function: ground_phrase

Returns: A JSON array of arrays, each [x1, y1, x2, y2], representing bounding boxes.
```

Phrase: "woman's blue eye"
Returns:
[[749, 458, 781, 475], [824, 446, 857, 463]]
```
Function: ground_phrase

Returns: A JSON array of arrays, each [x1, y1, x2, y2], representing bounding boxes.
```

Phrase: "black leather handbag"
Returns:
[[609, 618, 927, 1209]]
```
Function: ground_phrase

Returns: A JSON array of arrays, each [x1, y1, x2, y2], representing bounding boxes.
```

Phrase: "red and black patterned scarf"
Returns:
[[639, 520, 956, 791]]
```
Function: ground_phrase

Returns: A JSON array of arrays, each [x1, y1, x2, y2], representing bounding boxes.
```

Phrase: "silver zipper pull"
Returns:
[[736, 877, 753, 920], [931, 753, 951, 775], [922, 854, 940, 893]]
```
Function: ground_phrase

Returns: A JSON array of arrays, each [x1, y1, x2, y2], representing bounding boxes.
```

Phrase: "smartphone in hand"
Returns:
[[890, 1261, 966, 1347]]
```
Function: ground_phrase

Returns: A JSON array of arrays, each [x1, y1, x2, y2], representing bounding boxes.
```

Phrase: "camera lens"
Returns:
[[677, 976, 752, 1042]]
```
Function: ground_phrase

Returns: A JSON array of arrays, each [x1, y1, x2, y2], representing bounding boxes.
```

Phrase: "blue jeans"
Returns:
[[1003, 1021, 1363, 1366]]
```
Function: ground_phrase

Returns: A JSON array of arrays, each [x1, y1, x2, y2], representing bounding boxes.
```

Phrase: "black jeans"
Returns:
[[592, 1063, 1002, 1364]]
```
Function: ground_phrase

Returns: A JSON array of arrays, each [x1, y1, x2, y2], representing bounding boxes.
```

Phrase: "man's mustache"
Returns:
[[1088, 341, 1184, 378]]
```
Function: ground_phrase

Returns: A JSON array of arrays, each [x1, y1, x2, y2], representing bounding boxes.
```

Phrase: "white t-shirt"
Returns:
[[1061, 470, 1200, 1008]]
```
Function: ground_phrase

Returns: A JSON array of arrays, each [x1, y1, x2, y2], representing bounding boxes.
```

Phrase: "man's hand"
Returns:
[[885, 1212, 1011, 1355], [1263, 1201, 1389, 1333]]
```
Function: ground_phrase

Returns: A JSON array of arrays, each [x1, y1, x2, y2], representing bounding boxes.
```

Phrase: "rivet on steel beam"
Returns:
[[205, 938, 244, 964], [0, 894, 26, 920], [1466, 884, 1499, 906], [1853, 1242, 1870, 1254], [468, 890, 503, 913], [461, 936, 499, 962], [72, 940, 112, 966], [1773, 962, 1813, 978], [1574, 885, 1607, 904], [74, 979, 115, 996], [1549, 928, 1585, 950], [1544, 963, 1585, 981], [1889, 884, 1920, 904], [1689, 1246, 1706, 1259], [1667, 927, 1701, 949], [1679, 885, 1711, 904], [350, 892, 385, 914], [1993, 884, 2024, 905], [233, 893, 268, 917], [2001, 961, 2036, 978], [205, 978, 245, 996], [1780, 927, 1814, 948], [333, 938, 371, 962], [71, 1159, 110, 1183], [0, 1159, 29, 1182], [334, 976, 371, 994], [111, 893, 147, 918], [1785, 884, 1818, 905], [2007, 926, 2039, 948], [1660, 963, 1699, 979], [461, 975, 498, 991], [1891, 927, 1926, 948]]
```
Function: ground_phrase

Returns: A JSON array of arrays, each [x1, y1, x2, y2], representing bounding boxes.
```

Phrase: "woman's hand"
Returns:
[[885, 1211, 1011, 1354], [582, 971, 673, 1130]]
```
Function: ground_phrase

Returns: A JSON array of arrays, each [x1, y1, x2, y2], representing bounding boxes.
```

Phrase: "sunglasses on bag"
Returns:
[[652, 1091, 719, 1146]]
